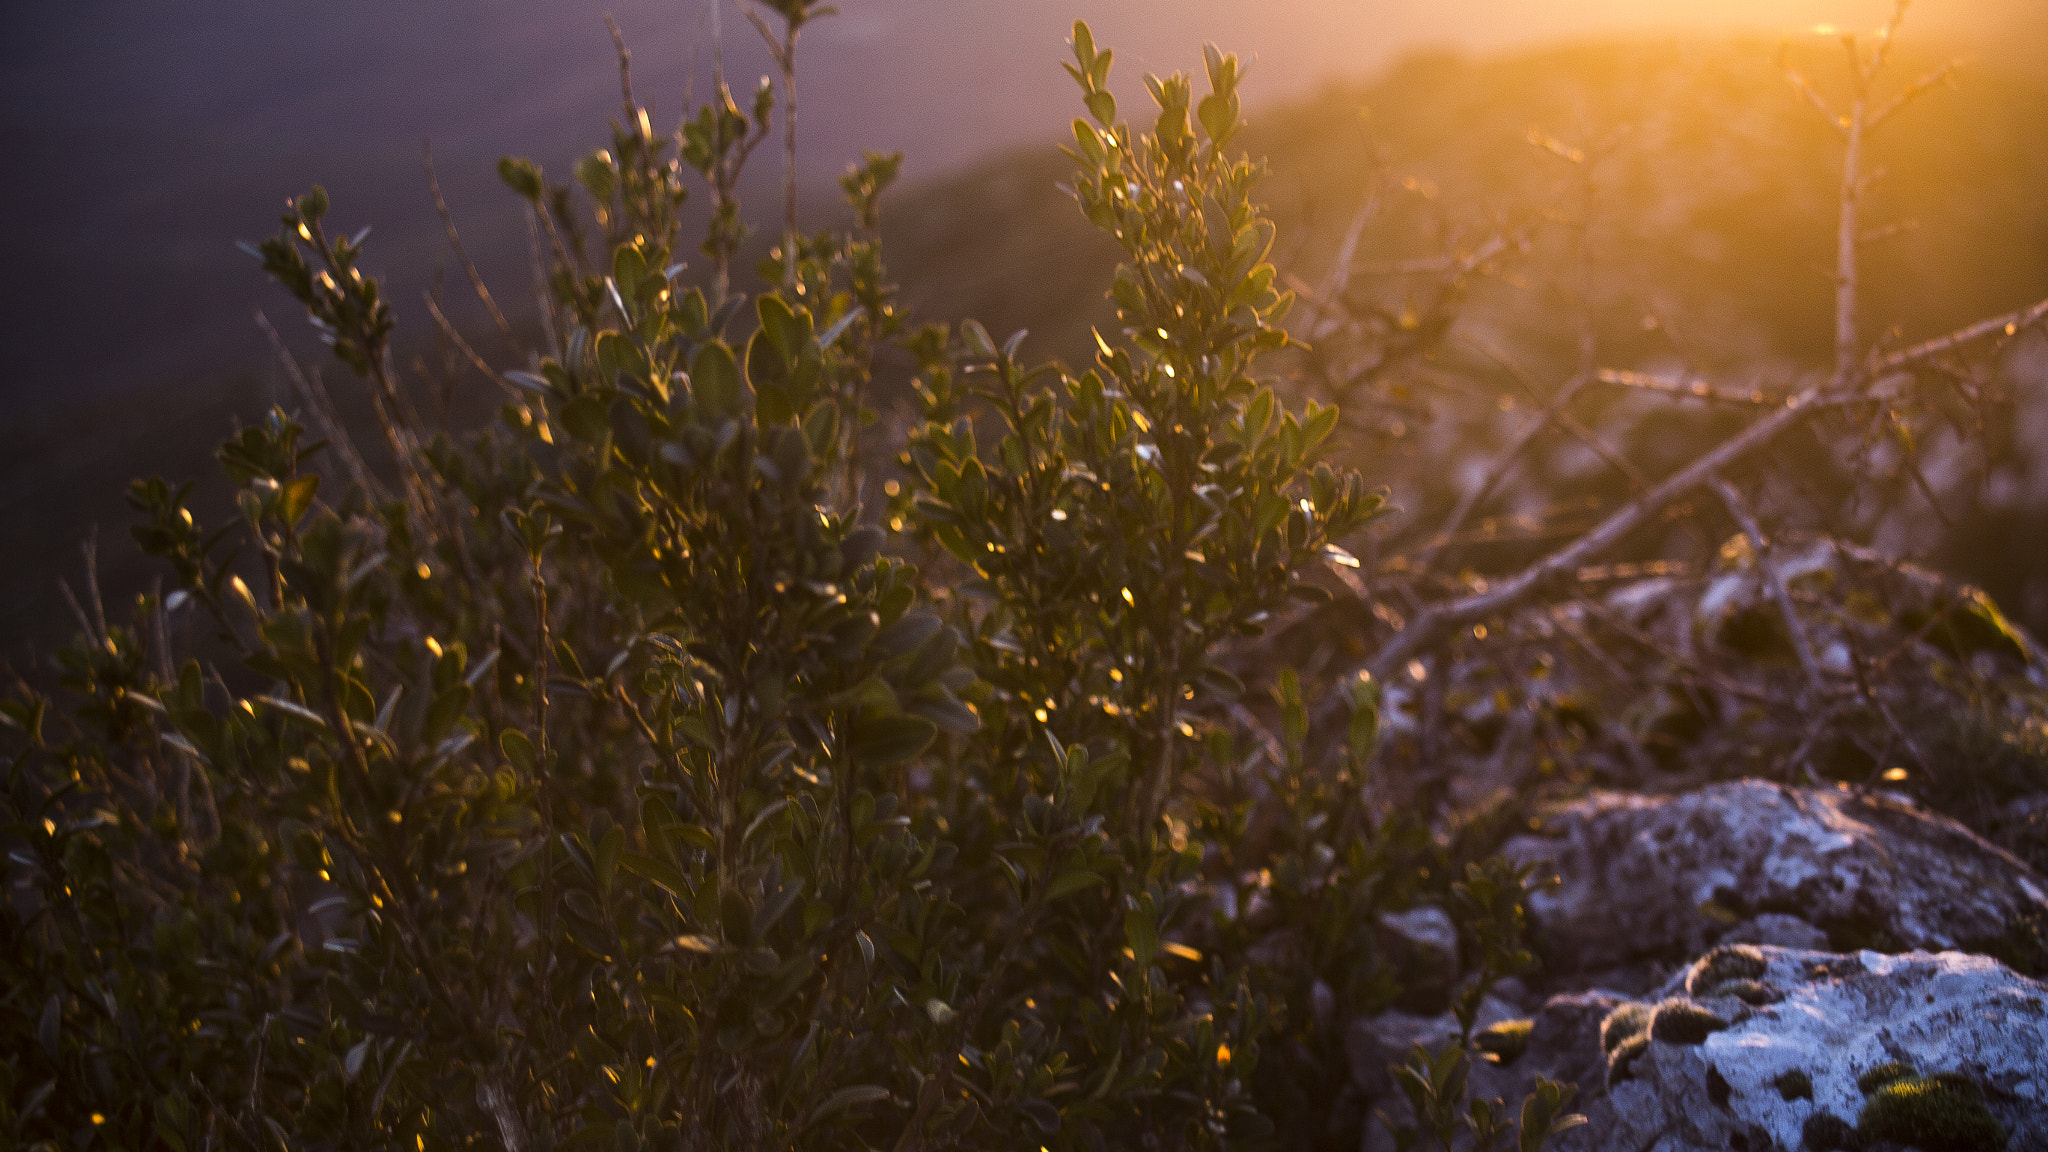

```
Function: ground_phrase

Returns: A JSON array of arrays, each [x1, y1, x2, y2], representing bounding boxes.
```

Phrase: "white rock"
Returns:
[[1718, 913, 1830, 951], [1555, 947, 2048, 1152], [1378, 906, 1459, 975], [1501, 779, 2048, 971]]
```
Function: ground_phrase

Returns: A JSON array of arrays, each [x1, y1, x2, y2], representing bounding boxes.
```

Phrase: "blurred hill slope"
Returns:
[[5, 35, 2045, 655]]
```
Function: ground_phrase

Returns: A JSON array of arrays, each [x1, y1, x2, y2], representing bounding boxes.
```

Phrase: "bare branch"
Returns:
[[1416, 344, 1594, 572], [1361, 381, 1862, 684], [1595, 369, 1779, 408], [1709, 476, 1824, 691], [422, 293, 523, 403], [424, 140, 518, 350], [1777, 52, 1846, 135], [605, 14, 637, 121], [1304, 188, 1380, 340], [1834, 98, 1867, 384], [1868, 60, 1961, 131], [255, 309, 384, 500], [1868, 294, 2048, 375]]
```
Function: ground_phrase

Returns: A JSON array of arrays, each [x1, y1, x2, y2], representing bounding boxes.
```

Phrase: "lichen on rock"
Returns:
[[1501, 780, 2048, 973], [1544, 948, 2048, 1152]]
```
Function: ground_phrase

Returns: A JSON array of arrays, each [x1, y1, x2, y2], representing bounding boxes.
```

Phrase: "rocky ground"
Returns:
[[1330, 540, 2048, 1150]]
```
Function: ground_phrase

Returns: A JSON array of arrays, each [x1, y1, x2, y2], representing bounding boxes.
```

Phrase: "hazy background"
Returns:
[[3, 0, 2036, 409], [1, 0, 2042, 652]]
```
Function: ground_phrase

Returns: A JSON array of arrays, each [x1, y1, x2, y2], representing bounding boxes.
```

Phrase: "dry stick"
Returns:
[[1304, 188, 1381, 340], [256, 310, 384, 500], [58, 581, 99, 646], [1351, 301, 2048, 709], [424, 141, 518, 350], [422, 294, 524, 403], [1360, 381, 1861, 686], [1834, 95, 1866, 385], [1594, 369, 1779, 408], [524, 207, 563, 359], [605, 15, 637, 121], [83, 529, 109, 642], [1415, 367, 1593, 575], [742, 3, 802, 288], [1709, 475, 1825, 692], [1870, 295, 2048, 376], [1868, 60, 1963, 132]]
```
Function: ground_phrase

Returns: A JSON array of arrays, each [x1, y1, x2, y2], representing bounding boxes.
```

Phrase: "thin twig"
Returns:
[[424, 140, 518, 350], [1359, 381, 1863, 685], [1306, 188, 1380, 339], [256, 310, 384, 499], [1709, 476, 1825, 692], [422, 294, 523, 403], [1594, 369, 1780, 408], [1868, 294, 2048, 375]]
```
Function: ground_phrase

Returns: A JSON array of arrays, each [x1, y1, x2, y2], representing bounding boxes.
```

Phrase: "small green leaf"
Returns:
[[500, 729, 536, 772], [621, 852, 690, 901], [804, 1085, 892, 1128], [1046, 868, 1104, 902], [691, 341, 748, 421], [279, 474, 320, 525], [849, 714, 936, 766], [1019, 1098, 1062, 1135], [595, 825, 625, 901], [1124, 904, 1158, 967]]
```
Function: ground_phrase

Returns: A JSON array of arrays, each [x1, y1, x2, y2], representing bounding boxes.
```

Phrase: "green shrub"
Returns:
[[0, 16, 1577, 1152]]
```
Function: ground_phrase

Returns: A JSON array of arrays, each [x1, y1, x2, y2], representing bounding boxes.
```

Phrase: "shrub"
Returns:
[[0, 16, 1576, 1152]]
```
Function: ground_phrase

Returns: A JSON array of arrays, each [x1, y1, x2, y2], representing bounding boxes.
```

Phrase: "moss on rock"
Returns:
[[1649, 998, 1729, 1045], [1688, 943, 1769, 997], [1601, 1001, 1651, 1054], [1774, 1068, 1814, 1101], [1857, 1072, 2007, 1152], [1473, 1018, 1533, 1065], [1856, 1060, 1917, 1094], [1717, 978, 1782, 1006], [1801, 1110, 1860, 1151], [1607, 1033, 1651, 1089]]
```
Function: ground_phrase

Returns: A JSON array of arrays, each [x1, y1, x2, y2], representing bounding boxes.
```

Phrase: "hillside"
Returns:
[[4, 35, 2047, 654]]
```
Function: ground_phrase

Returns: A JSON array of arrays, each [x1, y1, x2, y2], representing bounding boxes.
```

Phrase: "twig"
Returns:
[[424, 141, 518, 350], [255, 310, 384, 500], [1306, 188, 1380, 339], [422, 294, 523, 403], [1868, 295, 2048, 375], [1415, 353, 1592, 574], [1709, 476, 1824, 691], [1868, 60, 1962, 131], [524, 207, 562, 359], [1834, 95, 1866, 385], [1594, 369, 1779, 408], [83, 529, 109, 643], [1359, 380, 1863, 686]]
